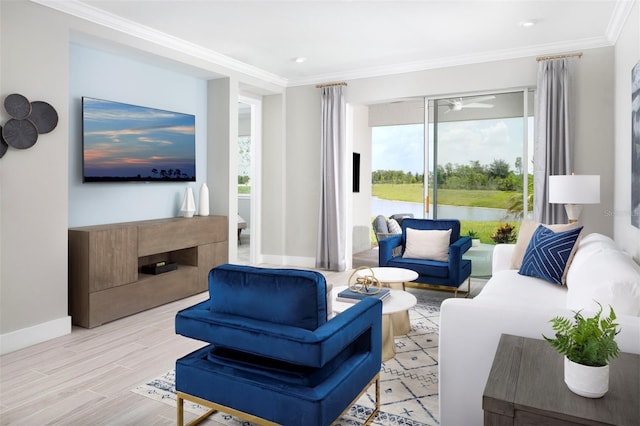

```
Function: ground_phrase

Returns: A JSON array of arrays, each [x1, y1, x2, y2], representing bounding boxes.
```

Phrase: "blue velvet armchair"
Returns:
[[175, 264, 382, 426], [378, 218, 472, 296]]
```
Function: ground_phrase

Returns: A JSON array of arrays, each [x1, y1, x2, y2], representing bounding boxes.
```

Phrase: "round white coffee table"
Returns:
[[332, 285, 417, 361], [355, 267, 419, 334], [355, 266, 419, 291]]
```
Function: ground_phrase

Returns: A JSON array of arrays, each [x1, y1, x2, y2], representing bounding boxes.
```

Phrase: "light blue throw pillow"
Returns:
[[519, 225, 583, 285]]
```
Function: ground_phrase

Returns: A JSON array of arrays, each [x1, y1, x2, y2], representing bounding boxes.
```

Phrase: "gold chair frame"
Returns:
[[404, 276, 471, 298]]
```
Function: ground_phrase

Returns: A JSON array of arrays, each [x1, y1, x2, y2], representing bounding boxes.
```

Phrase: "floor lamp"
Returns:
[[548, 175, 600, 223]]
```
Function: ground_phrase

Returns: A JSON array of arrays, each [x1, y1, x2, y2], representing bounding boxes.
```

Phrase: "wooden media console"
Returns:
[[68, 216, 228, 328]]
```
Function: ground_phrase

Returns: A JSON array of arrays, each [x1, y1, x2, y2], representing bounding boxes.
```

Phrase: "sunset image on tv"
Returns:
[[82, 97, 196, 182]]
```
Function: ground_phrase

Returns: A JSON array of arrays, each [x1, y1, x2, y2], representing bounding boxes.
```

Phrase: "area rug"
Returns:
[[132, 289, 442, 426]]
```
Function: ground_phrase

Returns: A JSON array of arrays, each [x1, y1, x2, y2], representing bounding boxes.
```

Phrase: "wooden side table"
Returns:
[[483, 334, 640, 426]]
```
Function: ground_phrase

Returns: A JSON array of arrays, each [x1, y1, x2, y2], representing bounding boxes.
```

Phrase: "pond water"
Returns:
[[371, 197, 511, 221]]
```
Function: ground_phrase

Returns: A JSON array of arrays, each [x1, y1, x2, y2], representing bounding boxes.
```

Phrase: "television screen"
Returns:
[[82, 97, 196, 182]]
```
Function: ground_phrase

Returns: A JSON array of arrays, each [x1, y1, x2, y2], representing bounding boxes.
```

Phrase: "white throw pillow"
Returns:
[[387, 218, 402, 234], [403, 228, 451, 262]]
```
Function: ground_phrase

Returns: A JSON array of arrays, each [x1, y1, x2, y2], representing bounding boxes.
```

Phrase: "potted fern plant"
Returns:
[[543, 303, 620, 398]]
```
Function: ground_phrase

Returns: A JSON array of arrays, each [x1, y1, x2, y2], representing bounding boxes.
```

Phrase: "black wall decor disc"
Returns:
[[4, 93, 32, 120], [29, 101, 58, 134], [0, 126, 8, 158], [2, 119, 38, 149]]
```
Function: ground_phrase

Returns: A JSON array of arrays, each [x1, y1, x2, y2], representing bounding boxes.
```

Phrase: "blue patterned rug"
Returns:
[[132, 289, 442, 426]]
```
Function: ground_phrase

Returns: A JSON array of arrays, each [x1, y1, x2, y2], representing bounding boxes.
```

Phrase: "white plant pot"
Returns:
[[564, 357, 609, 398], [472, 239, 480, 247]]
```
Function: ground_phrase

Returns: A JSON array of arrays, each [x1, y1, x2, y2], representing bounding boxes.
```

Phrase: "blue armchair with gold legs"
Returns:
[[379, 218, 472, 296], [175, 264, 382, 426]]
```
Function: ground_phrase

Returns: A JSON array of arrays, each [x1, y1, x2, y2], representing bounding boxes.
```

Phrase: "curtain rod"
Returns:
[[315, 82, 348, 88], [536, 52, 583, 62]]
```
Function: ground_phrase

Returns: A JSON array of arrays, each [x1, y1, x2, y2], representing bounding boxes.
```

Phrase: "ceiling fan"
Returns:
[[442, 95, 495, 112]]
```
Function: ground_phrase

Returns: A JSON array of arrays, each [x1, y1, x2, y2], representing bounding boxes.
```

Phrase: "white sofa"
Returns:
[[439, 233, 640, 426]]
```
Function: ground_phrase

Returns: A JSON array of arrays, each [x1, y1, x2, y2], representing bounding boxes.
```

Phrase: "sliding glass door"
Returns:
[[425, 90, 534, 239]]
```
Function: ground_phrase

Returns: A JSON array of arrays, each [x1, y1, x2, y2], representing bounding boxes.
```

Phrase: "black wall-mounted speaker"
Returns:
[[353, 152, 360, 193]]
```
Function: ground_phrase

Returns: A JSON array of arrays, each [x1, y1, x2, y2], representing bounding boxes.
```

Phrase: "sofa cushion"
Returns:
[[474, 269, 567, 309], [510, 219, 580, 269], [403, 228, 451, 262], [566, 236, 640, 317], [518, 225, 583, 285]]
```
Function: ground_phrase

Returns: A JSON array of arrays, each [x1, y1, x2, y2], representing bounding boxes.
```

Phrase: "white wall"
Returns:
[[614, 2, 640, 261], [261, 94, 286, 261], [68, 43, 208, 227], [1, 1, 71, 352], [351, 104, 373, 253]]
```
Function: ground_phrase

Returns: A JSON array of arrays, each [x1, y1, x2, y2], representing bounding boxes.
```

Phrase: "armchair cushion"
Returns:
[[177, 288, 382, 368], [208, 264, 327, 331], [403, 228, 451, 262], [385, 257, 450, 278]]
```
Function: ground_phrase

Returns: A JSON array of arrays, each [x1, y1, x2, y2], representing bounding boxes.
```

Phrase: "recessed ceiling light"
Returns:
[[519, 20, 537, 27], [293, 57, 307, 64]]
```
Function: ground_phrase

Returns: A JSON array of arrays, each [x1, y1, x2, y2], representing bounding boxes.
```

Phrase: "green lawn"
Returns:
[[372, 183, 519, 209], [371, 184, 521, 244]]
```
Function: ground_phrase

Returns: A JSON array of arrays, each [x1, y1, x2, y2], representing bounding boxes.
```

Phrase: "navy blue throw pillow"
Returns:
[[518, 224, 583, 285]]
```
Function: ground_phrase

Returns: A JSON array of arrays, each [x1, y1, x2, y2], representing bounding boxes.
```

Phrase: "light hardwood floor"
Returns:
[[0, 291, 215, 425], [0, 268, 356, 426]]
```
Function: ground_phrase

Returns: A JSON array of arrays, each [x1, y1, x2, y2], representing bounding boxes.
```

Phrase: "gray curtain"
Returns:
[[534, 58, 575, 224], [316, 86, 346, 271]]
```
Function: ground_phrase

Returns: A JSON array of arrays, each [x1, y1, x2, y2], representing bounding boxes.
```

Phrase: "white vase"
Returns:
[[564, 357, 609, 398], [472, 239, 480, 247], [180, 187, 196, 218], [198, 183, 209, 216]]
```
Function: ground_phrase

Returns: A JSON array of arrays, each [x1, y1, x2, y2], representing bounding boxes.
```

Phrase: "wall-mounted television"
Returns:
[[82, 97, 196, 182]]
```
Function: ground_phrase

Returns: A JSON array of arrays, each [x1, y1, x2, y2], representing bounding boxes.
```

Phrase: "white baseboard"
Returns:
[[0, 316, 71, 355], [260, 255, 316, 269]]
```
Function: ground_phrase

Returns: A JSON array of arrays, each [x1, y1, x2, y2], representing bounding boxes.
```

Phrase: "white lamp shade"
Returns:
[[548, 175, 600, 204]]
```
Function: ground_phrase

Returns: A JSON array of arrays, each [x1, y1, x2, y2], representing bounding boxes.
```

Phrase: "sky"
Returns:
[[82, 97, 196, 180], [372, 117, 535, 175]]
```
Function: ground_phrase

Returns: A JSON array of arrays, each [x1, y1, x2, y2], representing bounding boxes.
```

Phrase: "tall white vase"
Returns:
[[198, 183, 210, 216], [180, 187, 196, 218]]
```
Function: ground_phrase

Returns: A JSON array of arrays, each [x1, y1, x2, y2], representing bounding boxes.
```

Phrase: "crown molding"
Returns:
[[30, 0, 288, 87], [606, 0, 637, 44], [30, 0, 626, 89], [287, 36, 612, 87]]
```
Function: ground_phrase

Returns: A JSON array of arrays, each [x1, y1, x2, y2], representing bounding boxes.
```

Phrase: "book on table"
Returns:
[[336, 287, 390, 303]]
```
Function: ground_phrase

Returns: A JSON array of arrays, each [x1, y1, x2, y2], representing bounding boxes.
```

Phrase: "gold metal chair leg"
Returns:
[[332, 374, 380, 426], [176, 392, 220, 426], [177, 392, 184, 426], [363, 376, 380, 426]]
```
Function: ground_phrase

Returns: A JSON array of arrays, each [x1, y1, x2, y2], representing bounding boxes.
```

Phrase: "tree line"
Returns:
[[372, 158, 525, 191]]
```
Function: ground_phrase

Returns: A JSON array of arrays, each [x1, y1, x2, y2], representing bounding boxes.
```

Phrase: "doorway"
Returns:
[[237, 96, 262, 264]]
